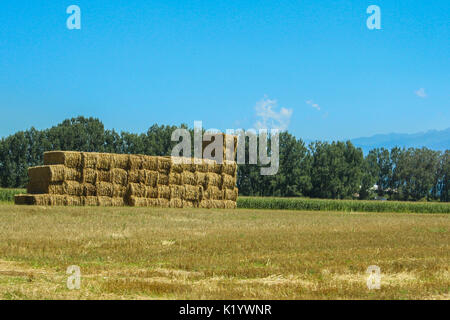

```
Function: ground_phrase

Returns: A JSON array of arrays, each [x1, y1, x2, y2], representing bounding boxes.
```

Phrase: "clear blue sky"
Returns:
[[0, 1, 448, 140]]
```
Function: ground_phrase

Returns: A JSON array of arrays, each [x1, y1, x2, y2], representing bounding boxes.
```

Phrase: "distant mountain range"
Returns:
[[350, 128, 450, 154]]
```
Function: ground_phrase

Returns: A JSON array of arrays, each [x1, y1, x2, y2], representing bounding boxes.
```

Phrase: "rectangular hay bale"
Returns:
[[83, 183, 97, 196], [126, 183, 147, 198], [204, 186, 223, 200], [97, 182, 114, 197], [43, 151, 82, 168], [157, 173, 169, 186], [157, 185, 170, 199], [113, 184, 127, 198], [111, 168, 128, 186], [184, 185, 203, 201], [221, 173, 236, 189], [82, 169, 98, 184], [97, 153, 112, 170], [169, 198, 183, 208], [223, 187, 239, 201], [157, 157, 171, 174], [205, 173, 222, 188], [82, 152, 99, 169], [82, 196, 99, 206], [111, 154, 129, 170], [195, 172, 207, 186], [63, 181, 83, 196], [181, 171, 196, 185], [222, 160, 237, 176], [129, 155, 143, 170], [170, 185, 185, 199], [168, 172, 182, 185], [28, 165, 79, 183], [144, 170, 158, 187], [141, 156, 158, 171]]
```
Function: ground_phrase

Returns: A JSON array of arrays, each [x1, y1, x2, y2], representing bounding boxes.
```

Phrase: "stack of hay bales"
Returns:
[[15, 151, 238, 209]]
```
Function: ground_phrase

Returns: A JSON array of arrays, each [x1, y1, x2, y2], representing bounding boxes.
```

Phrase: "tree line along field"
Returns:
[[0, 203, 448, 300], [0, 116, 448, 202]]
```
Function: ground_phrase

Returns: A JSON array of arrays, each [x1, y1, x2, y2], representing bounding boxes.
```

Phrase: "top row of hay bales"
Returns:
[[44, 152, 237, 176]]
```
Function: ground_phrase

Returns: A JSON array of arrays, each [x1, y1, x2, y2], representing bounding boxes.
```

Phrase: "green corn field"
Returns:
[[237, 196, 450, 214]]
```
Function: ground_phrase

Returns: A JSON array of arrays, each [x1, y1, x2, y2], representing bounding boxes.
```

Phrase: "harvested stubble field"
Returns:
[[0, 203, 448, 300]]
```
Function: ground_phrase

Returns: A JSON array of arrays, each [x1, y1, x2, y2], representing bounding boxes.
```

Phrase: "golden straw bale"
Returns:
[[111, 197, 125, 207], [205, 173, 222, 188], [129, 154, 143, 170], [83, 183, 97, 196], [144, 170, 158, 187], [97, 170, 112, 183], [146, 186, 158, 198], [146, 198, 160, 207], [65, 168, 82, 181], [47, 195, 66, 206], [113, 184, 127, 198], [141, 156, 158, 171], [15, 194, 34, 205], [195, 172, 207, 186], [157, 173, 169, 185], [27, 180, 63, 194], [199, 200, 212, 209], [36, 194, 53, 206], [97, 153, 112, 170], [158, 198, 170, 207], [204, 186, 223, 200], [82, 152, 99, 169], [169, 198, 183, 208], [112, 154, 129, 170], [170, 185, 185, 199], [97, 182, 114, 197], [43, 151, 82, 168], [126, 183, 146, 198], [223, 187, 239, 201], [202, 158, 221, 174], [169, 172, 182, 185], [28, 165, 66, 183], [221, 160, 237, 176], [64, 195, 83, 206], [195, 160, 208, 173], [63, 181, 83, 196], [181, 171, 196, 185], [48, 183, 65, 194], [202, 158, 215, 173], [157, 157, 171, 174], [221, 173, 236, 189], [156, 185, 169, 199], [111, 168, 128, 186], [223, 200, 237, 209], [98, 196, 113, 206], [182, 200, 198, 208], [171, 157, 193, 173], [128, 196, 147, 207], [170, 158, 183, 173], [211, 200, 226, 209], [127, 170, 141, 184], [82, 196, 99, 206], [184, 185, 203, 201], [83, 169, 98, 184], [213, 162, 222, 174]]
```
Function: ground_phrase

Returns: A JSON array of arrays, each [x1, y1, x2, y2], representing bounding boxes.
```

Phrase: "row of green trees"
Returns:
[[0, 117, 448, 201]]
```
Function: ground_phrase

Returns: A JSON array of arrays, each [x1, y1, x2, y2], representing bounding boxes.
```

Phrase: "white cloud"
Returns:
[[306, 99, 321, 111], [415, 88, 427, 98], [254, 96, 293, 131]]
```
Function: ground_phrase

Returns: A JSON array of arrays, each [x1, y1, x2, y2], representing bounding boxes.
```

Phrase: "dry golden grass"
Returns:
[[0, 203, 448, 300]]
